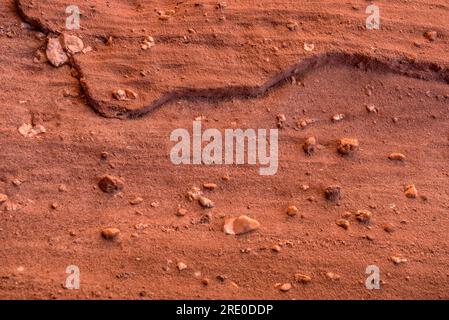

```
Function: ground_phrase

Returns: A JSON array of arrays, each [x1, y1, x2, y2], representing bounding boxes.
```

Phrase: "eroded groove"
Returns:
[[15, 0, 449, 120]]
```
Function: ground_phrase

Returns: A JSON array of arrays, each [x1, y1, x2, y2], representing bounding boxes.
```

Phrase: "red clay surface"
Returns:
[[1, 0, 449, 299]]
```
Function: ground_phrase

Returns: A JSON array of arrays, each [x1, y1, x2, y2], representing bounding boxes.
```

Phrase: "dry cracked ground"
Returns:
[[1, 0, 449, 299]]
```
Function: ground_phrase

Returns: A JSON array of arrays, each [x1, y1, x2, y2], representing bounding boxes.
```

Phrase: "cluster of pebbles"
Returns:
[[45, 33, 87, 67], [84, 124, 419, 293]]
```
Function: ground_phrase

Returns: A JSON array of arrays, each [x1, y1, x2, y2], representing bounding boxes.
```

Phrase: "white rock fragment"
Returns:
[[391, 256, 408, 265], [177, 262, 187, 271], [112, 89, 127, 101], [332, 114, 345, 121], [303, 42, 315, 52], [141, 36, 155, 50], [112, 89, 138, 101], [366, 104, 379, 113], [46, 38, 68, 67], [61, 34, 84, 55], [18, 123, 46, 138], [187, 186, 202, 201], [198, 195, 214, 208], [82, 46, 92, 54]]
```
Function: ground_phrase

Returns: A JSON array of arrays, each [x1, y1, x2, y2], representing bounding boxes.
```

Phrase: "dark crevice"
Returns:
[[15, 0, 449, 120]]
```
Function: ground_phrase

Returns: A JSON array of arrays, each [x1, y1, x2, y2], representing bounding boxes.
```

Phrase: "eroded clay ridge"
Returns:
[[16, 0, 449, 119]]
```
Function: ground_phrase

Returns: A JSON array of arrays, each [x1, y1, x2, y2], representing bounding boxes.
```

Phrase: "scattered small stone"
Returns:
[[203, 183, 217, 190], [223, 215, 260, 235], [303, 42, 314, 52], [130, 196, 143, 205], [423, 30, 437, 41], [404, 184, 418, 198], [187, 186, 202, 201], [391, 256, 407, 265], [3, 201, 19, 211], [296, 118, 315, 129], [61, 33, 84, 55], [286, 205, 299, 217], [112, 89, 138, 101], [301, 184, 310, 191], [388, 152, 406, 161], [294, 273, 312, 284], [134, 223, 149, 230], [82, 46, 92, 54], [290, 75, 297, 85], [271, 244, 282, 252], [150, 201, 160, 208], [286, 20, 298, 31], [177, 262, 187, 271], [101, 227, 120, 240], [277, 283, 291, 292], [325, 272, 341, 281], [355, 210, 372, 223], [383, 223, 396, 233], [51, 202, 58, 210], [176, 207, 187, 217], [46, 37, 68, 67], [332, 114, 345, 122], [18, 123, 46, 138], [112, 89, 127, 101], [0, 194, 8, 204], [324, 185, 342, 202], [98, 175, 124, 194], [12, 179, 21, 186], [276, 113, 286, 128], [336, 219, 350, 230], [364, 86, 373, 96], [158, 14, 171, 21], [58, 184, 68, 192], [366, 104, 379, 113], [141, 36, 155, 50], [337, 138, 359, 155], [198, 195, 214, 208], [201, 278, 210, 286], [303, 137, 317, 155], [124, 89, 138, 99]]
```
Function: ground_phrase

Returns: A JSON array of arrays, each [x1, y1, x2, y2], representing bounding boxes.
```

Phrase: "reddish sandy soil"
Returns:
[[1, 0, 449, 299]]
